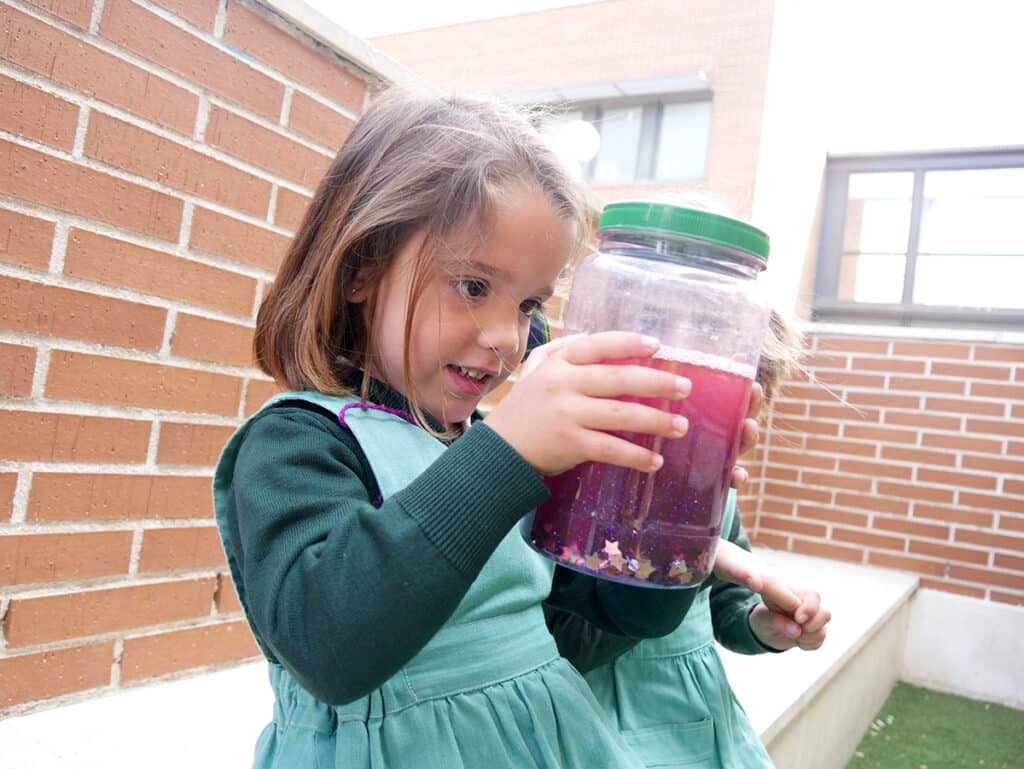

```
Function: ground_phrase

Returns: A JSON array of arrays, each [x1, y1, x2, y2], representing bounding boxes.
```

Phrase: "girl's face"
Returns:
[[366, 183, 574, 426]]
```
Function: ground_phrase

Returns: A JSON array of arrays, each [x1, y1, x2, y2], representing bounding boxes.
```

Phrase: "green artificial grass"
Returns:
[[846, 683, 1024, 769]]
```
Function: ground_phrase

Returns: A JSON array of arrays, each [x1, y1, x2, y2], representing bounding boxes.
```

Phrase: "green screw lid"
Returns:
[[598, 201, 769, 262]]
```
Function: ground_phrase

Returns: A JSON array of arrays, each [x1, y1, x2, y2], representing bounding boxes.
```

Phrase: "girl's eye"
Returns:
[[453, 279, 488, 300], [519, 298, 543, 317]]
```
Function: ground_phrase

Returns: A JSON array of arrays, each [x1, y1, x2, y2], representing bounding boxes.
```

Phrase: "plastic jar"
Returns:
[[523, 201, 771, 588]]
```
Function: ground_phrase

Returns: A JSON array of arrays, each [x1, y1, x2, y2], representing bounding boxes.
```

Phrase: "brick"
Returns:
[[835, 492, 908, 516], [873, 515, 948, 540], [879, 445, 956, 468], [0, 208, 54, 271], [844, 391, 922, 410], [289, 92, 356, 149], [804, 352, 848, 369], [808, 403, 878, 422], [0, 74, 78, 152], [22, 0, 93, 27], [958, 493, 1024, 518], [121, 619, 258, 682], [205, 106, 332, 188], [889, 376, 965, 395], [796, 505, 869, 528], [909, 539, 988, 565], [839, 458, 913, 480], [891, 341, 972, 359], [763, 481, 831, 505], [0, 410, 150, 463], [768, 448, 836, 471], [0, 342, 36, 397], [948, 564, 1024, 591], [771, 417, 839, 436], [223, 3, 367, 113], [954, 528, 1024, 553], [750, 531, 788, 550], [172, 314, 254, 368], [760, 514, 827, 538], [0, 275, 166, 351], [812, 337, 888, 355], [774, 384, 835, 403], [189, 206, 289, 272], [932, 361, 1012, 381], [833, 527, 905, 551], [867, 551, 946, 576], [883, 411, 961, 431], [791, 538, 863, 563], [100, 0, 283, 121], [918, 578, 986, 599], [843, 424, 917, 445], [993, 552, 1024, 572], [0, 140, 183, 241], [969, 381, 1024, 400], [917, 467, 997, 491], [158, 422, 234, 467], [1011, 441, 1024, 456], [808, 370, 886, 389], [921, 432, 1004, 454], [138, 525, 225, 573], [27, 473, 213, 521], [973, 346, 1024, 363], [244, 379, 282, 416], [274, 187, 311, 231], [45, 351, 242, 416], [965, 418, 1024, 438], [925, 396, 1005, 417], [0, 5, 196, 134], [763, 464, 799, 483], [0, 642, 113, 709], [760, 497, 795, 516], [151, 0, 218, 31], [912, 503, 993, 528], [851, 356, 926, 374], [66, 229, 257, 318], [3, 577, 216, 647], [878, 481, 954, 504], [1, 473, 15, 518], [962, 454, 1024, 475], [85, 112, 271, 219], [1013, 404, 1024, 419], [990, 590, 1024, 606], [214, 572, 242, 614], [0, 531, 133, 586], [1000, 514, 1024, 533], [805, 436, 876, 458], [1006, 479, 1024, 496], [772, 400, 808, 417], [800, 471, 872, 492]]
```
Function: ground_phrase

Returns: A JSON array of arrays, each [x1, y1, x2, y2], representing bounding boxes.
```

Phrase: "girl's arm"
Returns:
[[232, 405, 547, 705]]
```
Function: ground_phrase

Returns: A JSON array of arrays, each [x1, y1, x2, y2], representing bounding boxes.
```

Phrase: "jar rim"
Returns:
[[598, 201, 770, 263]]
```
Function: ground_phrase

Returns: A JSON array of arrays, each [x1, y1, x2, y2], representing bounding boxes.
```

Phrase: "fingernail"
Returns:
[[795, 611, 808, 624], [641, 335, 660, 351], [675, 377, 691, 396], [787, 623, 801, 637], [671, 416, 688, 436], [651, 454, 664, 471]]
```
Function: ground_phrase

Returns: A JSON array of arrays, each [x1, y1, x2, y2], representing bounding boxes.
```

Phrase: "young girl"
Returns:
[[547, 309, 832, 769], [212, 90, 763, 769]]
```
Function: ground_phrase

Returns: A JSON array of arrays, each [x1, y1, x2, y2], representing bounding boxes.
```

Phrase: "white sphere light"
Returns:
[[558, 119, 601, 163]]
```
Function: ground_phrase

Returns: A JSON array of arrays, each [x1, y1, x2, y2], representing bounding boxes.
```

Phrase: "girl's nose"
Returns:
[[477, 308, 523, 360]]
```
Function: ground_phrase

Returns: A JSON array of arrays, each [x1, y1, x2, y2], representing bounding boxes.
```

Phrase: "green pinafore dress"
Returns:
[[213, 391, 644, 769], [582, 496, 774, 769]]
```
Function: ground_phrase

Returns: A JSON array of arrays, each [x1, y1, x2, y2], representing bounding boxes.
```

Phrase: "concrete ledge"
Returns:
[[720, 548, 919, 769]]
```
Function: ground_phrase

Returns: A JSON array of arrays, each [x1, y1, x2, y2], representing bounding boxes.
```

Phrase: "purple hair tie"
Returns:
[[337, 401, 418, 429]]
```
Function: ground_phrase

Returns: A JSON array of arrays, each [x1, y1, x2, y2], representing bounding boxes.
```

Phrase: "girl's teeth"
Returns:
[[457, 366, 486, 380]]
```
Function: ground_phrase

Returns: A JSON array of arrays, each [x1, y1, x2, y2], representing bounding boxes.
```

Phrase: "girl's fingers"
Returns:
[[712, 540, 763, 592], [760, 575, 802, 616], [737, 418, 759, 455], [570, 363, 691, 400], [557, 331, 660, 366], [577, 399, 688, 439], [576, 429, 665, 474], [746, 382, 764, 419], [729, 465, 749, 489], [801, 606, 832, 635]]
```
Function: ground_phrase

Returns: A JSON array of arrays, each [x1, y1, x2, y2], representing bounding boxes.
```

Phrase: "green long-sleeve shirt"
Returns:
[[223, 381, 697, 705]]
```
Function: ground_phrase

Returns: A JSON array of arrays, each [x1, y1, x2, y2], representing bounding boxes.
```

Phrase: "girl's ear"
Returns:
[[348, 273, 371, 303]]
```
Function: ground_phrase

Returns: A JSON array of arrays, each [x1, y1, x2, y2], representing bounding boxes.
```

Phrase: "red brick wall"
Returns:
[[0, 0, 375, 714], [744, 332, 1024, 605]]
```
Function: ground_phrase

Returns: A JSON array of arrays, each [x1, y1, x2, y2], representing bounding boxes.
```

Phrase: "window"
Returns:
[[813, 149, 1024, 328], [541, 97, 712, 185]]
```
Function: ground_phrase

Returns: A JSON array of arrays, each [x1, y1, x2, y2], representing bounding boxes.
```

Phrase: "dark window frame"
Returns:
[[813, 147, 1024, 329]]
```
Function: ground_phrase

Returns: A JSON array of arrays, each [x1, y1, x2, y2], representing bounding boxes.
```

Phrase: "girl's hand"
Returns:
[[485, 332, 691, 476], [749, 582, 831, 651], [730, 382, 763, 489]]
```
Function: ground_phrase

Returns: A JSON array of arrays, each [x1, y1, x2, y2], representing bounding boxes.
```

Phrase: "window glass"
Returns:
[[592, 106, 643, 183], [914, 253, 1024, 308], [837, 252, 906, 303], [843, 172, 913, 253], [654, 101, 712, 181], [919, 168, 1024, 255]]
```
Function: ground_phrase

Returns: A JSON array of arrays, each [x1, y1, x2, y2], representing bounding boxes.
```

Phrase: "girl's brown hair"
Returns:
[[254, 89, 587, 412]]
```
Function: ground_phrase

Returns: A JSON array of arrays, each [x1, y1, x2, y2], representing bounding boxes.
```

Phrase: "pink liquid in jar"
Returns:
[[527, 347, 754, 588]]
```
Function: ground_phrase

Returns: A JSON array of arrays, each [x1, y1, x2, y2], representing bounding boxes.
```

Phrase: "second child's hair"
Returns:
[[254, 89, 587, 413], [756, 308, 803, 406]]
